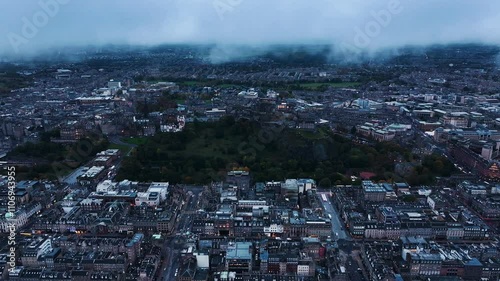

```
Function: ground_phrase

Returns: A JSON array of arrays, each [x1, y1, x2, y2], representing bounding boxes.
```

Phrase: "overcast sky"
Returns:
[[1, 0, 500, 57]]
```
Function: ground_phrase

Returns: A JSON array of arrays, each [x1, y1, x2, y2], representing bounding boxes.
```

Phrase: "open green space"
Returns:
[[178, 80, 362, 91], [298, 82, 361, 90], [139, 76, 363, 93], [108, 143, 132, 155], [178, 80, 244, 89], [121, 137, 148, 146], [180, 80, 202, 86]]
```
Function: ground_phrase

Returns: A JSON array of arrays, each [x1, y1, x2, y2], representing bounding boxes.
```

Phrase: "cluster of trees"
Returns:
[[0, 64, 31, 94], [10, 129, 64, 163], [406, 154, 456, 185], [10, 141, 65, 162], [117, 117, 254, 183], [117, 118, 425, 185], [8, 132, 109, 180], [136, 92, 179, 116]]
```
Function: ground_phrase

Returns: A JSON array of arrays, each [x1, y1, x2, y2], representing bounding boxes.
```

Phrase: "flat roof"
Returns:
[[226, 242, 252, 260]]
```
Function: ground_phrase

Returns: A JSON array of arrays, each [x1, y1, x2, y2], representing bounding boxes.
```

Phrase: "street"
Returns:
[[317, 191, 350, 241], [109, 136, 137, 156], [160, 186, 203, 281]]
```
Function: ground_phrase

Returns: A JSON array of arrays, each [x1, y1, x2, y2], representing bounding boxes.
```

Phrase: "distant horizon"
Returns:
[[2, 0, 500, 60], [2, 42, 500, 65]]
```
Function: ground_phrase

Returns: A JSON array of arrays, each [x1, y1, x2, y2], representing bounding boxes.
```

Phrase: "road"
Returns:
[[109, 136, 137, 156], [161, 186, 203, 281], [348, 250, 368, 281], [160, 246, 175, 281], [317, 192, 350, 241]]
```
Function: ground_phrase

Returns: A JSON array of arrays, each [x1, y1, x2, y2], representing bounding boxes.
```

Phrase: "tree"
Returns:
[[319, 178, 331, 188], [215, 126, 224, 139], [402, 195, 417, 202], [40, 129, 60, 142]]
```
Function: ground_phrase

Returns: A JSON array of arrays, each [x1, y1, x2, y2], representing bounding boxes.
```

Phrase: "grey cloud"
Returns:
[[1, 0, 500, 59]]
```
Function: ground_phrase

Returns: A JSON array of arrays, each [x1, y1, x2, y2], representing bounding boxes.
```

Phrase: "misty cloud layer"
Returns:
[[1, 0, 500, 60]]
